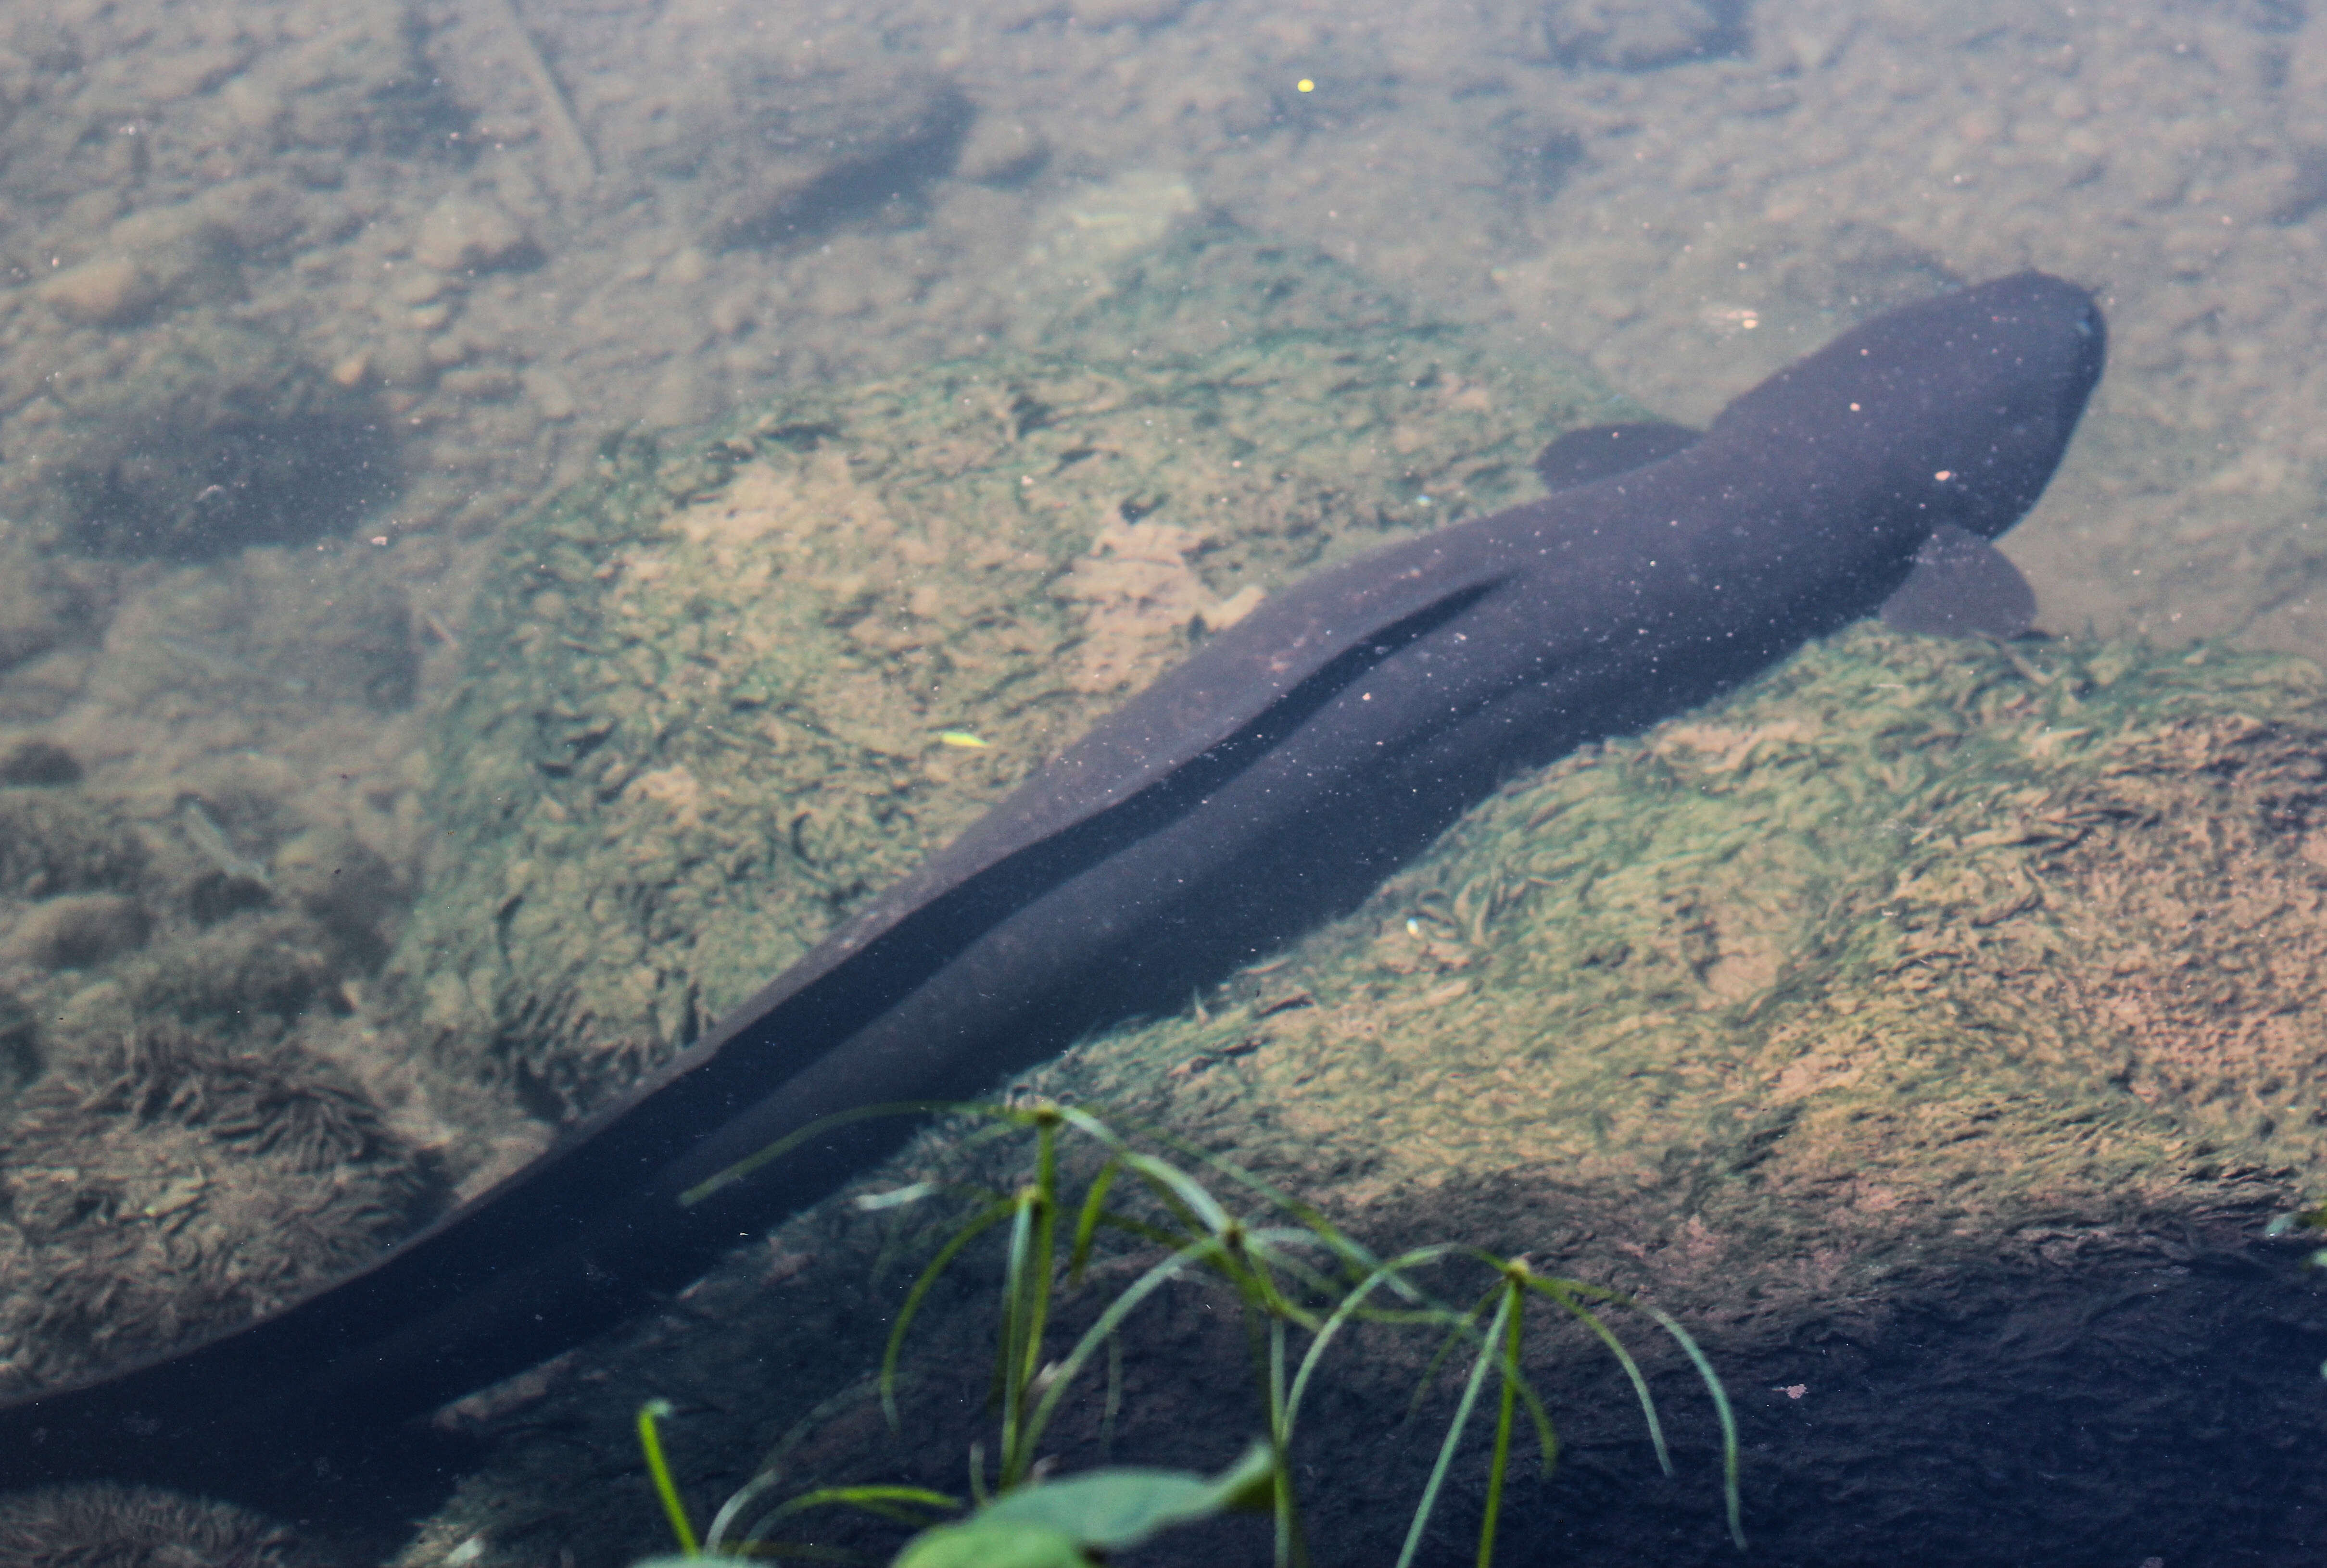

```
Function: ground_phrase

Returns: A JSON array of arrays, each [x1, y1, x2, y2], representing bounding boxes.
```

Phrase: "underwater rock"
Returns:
[[29, 312, 398, 562], [34, 258, 162, 327], [0, 741, 82, 788], [411, 192, 538, 274], [241, 0, 456, 159], [86, 547, 420, 719], [674, 63, 973, 249], [952, 112, 1049, 187], [229, 549, 419, 714], [0, 548, 84, 677], [417, 627, 2327, 1568], [0, 790, 434, 1414], [273, 828, 400, 967], [0, 789, 147, 900], [1541, 0, 1748, 70], [111, 912, 336, 1033], [0, 1027, 434, 1394], [184, 870, 273, 928], [0, 988, 32, 1083], [389, 226, 1620, 1117], [4, 892, 152, 972]]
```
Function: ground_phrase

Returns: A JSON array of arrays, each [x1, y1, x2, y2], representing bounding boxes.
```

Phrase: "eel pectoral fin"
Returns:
[[1879, 522, 2039, 640]]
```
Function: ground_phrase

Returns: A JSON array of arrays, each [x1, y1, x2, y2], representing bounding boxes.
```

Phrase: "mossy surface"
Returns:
[[1041, 628, 2327, 1274]]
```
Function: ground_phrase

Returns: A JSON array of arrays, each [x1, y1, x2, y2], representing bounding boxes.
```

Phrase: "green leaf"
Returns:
[[894, 1522, 1090, 1568], [973, 1442, 1275, 1553]]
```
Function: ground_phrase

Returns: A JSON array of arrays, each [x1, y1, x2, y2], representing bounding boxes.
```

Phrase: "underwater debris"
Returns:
[[457, 0, 595, 199]]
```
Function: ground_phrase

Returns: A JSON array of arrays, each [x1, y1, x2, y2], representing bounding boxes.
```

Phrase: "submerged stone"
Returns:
[[376, 231, 2327, 1565], [410, 627, 2327, 1565]]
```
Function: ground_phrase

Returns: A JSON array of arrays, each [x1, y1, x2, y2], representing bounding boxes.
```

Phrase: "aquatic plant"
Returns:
[[634, 1100, 1741, 1567], [2268, 1204, 2327, 1385]]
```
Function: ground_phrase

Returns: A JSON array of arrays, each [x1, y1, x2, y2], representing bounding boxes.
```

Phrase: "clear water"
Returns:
[[0, 1, 2323, 1564]]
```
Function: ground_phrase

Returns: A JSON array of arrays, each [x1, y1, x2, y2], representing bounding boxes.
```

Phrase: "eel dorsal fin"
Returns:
[[1532, 420, 1703, 490]]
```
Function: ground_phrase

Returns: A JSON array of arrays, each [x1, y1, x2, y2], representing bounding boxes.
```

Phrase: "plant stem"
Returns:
[[1476, 1282, 1524, 1568]]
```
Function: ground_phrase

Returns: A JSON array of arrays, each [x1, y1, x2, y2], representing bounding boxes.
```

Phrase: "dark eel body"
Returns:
[[0, 273, 2103, 1499]]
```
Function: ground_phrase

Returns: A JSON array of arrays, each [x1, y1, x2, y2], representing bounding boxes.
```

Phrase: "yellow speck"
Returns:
[[1296, 78, 1315, 92], [938, 731, 990, 750]]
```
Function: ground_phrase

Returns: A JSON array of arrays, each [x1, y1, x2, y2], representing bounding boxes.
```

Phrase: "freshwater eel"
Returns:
[[0, 271, 2103, 1498]]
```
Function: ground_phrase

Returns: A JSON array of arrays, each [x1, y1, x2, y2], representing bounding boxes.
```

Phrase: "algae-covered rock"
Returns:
[[1071, 629, 2327, 1234], [0, 726, 431, 1397], [413, 628, 2327, 1568], [0, 1026, 439, 1394], [390, 225, 1622, 1116], [382, 226, 2327, 1562], [0, 1481, 314, 1568]]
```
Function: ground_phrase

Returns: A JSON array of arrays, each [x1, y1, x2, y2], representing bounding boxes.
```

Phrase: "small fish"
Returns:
[[178, 798, 270, 888], [937, 730, 990, 749], [853, 1180, 937, 1211]]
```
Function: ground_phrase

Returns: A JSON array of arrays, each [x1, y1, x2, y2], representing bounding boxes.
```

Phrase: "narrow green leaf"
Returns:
[[1020, 1237, 1227, 1463], [1408, 1284, 1501, 1420], [635, 1399, 699, 1557], [1066, 1161, 1121, 1283], [1284, 1245, 1462, 1447], [678, 1100, 966, 1207], [885, 1198, 1017, 1428], [1631, 1301, 1746, 1549], [1395, 1286, 1514, 1568]]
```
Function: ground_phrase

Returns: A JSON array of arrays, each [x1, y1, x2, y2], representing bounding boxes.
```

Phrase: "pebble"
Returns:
[[523, 368, 579, 420], [37, 257, 158, 324], [413, 194, 534, 274]]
